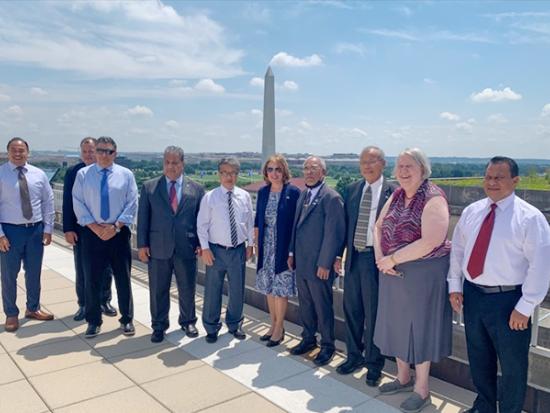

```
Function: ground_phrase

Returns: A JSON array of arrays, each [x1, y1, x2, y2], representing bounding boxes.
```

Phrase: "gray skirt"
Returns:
[[374, 255, 452, 364]]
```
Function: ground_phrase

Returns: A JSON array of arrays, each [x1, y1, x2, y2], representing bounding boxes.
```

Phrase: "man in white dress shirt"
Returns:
[[448, 156, 550, 413], [197, 157, 254, 343]]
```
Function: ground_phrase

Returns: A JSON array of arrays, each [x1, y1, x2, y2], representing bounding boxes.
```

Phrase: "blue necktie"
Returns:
[[100, 169, 110, 221]]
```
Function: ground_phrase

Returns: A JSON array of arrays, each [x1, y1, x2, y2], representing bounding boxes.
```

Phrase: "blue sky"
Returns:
[[1, 0, 550, 158]]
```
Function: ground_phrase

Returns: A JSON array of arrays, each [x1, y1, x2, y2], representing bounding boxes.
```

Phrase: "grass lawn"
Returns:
[[433, 176, 550, 191]]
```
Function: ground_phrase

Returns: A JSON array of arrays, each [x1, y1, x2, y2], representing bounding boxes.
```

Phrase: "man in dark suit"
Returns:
[[288, 156, 345, 366], [63, 137, 115, 321], [137, 146, 205, 343], [334, 146, 395, 386]]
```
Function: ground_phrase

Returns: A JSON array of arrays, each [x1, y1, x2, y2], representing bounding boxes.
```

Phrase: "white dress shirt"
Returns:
[[360, 176, 383, 247], [448, 192, 550, 316], [197, 185, 254, 249]]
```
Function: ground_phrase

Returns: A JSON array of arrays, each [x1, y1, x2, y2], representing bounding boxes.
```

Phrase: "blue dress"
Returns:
[[256, 191, 297, 297]]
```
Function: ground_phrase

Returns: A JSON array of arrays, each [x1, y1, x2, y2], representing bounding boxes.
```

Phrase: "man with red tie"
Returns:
[[448, 156, 550, 413]]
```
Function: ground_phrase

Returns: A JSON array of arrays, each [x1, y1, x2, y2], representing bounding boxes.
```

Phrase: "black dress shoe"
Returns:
[[229, 328, 246, 340], [101, 302, 118, 317], [183, 324, 199, 338], [73, 307, 85, 321], [85, 324, 101, 338], [151, 330, 164, 343], [365, 372, 382, 387], [336, 358, 364, 375], [266, 330, 285, 347], [289, 340, 317, 355], [205, 332, 218, 343], [120, 322, 135, 336], [313, 347, 335, 366], [259, 333, 272, 341]]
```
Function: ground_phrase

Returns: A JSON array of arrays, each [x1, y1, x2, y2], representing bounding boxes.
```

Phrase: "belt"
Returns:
[[470, 282, 522, 294], [2, 221, 43, 228], [211, 242, 244, 250], [354, 246, 374, 253]]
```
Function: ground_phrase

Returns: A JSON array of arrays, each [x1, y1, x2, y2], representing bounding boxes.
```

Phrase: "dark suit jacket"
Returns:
[[137, 175, 205, 260], [342, 178, 396, 275], [255, 183, 300, 274], [63, 162, 85, 233], [289, 183, 345, 281]]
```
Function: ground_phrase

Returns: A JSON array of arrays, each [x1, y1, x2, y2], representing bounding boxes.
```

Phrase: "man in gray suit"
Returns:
[[334, 146, 395, 386], [288, 156, 345, 366], [137, 146, 205, 343]]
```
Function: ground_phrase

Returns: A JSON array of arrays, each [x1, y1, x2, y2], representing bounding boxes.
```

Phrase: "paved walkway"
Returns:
[[0, 239, 475, 412]]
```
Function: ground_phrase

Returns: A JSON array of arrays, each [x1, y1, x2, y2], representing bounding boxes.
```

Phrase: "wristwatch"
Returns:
[[113, 224, 121, 233]]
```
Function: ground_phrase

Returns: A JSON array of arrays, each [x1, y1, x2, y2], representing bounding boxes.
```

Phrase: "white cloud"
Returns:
[[348, 127, 367, 137], [471, 87, 522, 102], [249, 77, 264, 87], [282, 80, 299, 91], [0, 93, 11, 102], [165, 120, 179, 128], [423, 78, 436, 84], [364, 29, 419, 41], [276, 109, 293, 117], [394, 6, 413, 17], [487, 113, 508, 124], [541, 103, 550, 117], [194, 79, 225, 94], [0, 1, 244, 79], [169, 79, 186, 87], [334, 42, 367, 57], [5, 105, 23, 117], [242, 3, 271, 23], [126, 105, 153, 117], [250, 109, 262, 116], [270, 52, 322, 67], [440, 112, 460, 121], [456, 122, 473, 133], [30, 87, 47, 96], [299, 120, 312, 130]]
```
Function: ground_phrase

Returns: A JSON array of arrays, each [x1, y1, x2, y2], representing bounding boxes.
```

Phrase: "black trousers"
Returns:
[[148, 255, 197, 332], [74, 226, 113, 307], [463, 280, 530, 413], [81, 226, 133, 326], [296, 275, 335, 350], [343, 249, 385, 374]]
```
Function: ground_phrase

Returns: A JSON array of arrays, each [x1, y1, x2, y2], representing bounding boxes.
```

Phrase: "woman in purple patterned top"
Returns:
[[373, 148, 452, 413]]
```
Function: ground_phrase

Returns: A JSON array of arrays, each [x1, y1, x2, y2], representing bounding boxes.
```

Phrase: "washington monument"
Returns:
[[261, 66, 275, 165]]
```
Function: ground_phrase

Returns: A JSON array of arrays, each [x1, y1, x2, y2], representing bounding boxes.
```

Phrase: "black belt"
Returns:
[[470, 281, 521, 294], [2, 221, 43, 228], [211, 242, 244, 250], [354, 246, 374, 253]]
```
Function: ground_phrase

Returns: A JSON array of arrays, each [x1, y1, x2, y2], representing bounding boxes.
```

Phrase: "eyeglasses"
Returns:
[[219, 171, 238, 178], [266, 167, 282, 173], [96, 148, 115, 155], [303, 166, 321, 173]]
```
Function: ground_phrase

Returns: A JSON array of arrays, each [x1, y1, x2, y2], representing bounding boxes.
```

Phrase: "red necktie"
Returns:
[[169, 181, 178, 213], [467, 203, 497, 279]]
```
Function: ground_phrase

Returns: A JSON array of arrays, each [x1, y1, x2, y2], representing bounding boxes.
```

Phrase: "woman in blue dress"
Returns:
[[255, 154, 300, 347]]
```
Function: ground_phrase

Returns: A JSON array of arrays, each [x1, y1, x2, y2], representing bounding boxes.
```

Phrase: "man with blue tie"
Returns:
[[72, 136, 138, 338], [0, 137, 55, 332], [197, 157, 254, 343], [63, 137, 116, 321]]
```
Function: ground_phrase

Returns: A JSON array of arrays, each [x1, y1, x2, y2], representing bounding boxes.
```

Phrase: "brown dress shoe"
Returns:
[[25, 309, 54, 321], [5, 316, 19, 332]]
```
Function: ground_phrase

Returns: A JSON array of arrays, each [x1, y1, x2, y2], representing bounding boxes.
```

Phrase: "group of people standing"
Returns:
[[1, 136, 549, 413]]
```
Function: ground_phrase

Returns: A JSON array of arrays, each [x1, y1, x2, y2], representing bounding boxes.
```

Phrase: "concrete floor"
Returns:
[[0, 239, 476, 413]]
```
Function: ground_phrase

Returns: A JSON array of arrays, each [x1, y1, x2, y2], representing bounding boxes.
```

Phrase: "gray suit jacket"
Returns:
[[342, 178, 396, 274], [289, 183, 345, 280], [137, 175, 205, 260]]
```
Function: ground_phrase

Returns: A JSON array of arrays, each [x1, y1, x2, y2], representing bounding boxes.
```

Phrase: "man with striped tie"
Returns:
[[197, 157, 254, 343], [334, 146, 395, 386], [72, 136, 138, 339], [137, 146, 205, 343]]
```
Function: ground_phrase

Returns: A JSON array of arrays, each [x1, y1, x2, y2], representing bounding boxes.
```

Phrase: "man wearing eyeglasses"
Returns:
[[334, 146, 395, 386], [72, 136, 138, 339], [63, 137, 116, 322], [197, 157, 254, 343], [288, 156, 345, 366]]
